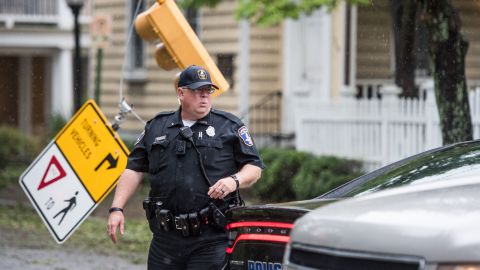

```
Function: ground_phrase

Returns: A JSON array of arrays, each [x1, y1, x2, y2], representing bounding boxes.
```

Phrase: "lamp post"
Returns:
[[66, 0, 85, 111]]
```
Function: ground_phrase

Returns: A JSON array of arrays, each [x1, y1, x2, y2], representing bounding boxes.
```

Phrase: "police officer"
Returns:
[[107, 65, 264, 269]]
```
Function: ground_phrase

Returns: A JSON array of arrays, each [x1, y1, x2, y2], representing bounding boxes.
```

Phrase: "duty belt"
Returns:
[[143, 199, 227, 237]]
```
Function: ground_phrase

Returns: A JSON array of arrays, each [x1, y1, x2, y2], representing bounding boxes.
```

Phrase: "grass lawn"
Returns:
[[0, 202, 151, 264]]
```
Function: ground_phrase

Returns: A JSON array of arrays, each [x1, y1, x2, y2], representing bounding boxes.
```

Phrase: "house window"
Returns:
[[217, 54, 235, 90], [126, 0, 146, 81]]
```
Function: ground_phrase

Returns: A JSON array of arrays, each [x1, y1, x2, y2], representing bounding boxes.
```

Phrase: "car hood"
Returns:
[[291, 177, 480, 262], [227, 198, 337, 223]]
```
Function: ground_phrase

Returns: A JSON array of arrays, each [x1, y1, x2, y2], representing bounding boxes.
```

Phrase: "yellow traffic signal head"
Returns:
[[134, 0, 229, 96]]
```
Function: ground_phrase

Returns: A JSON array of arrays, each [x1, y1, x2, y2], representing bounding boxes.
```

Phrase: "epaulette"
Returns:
[[153, 111, 175, 118], [145, 111, 175, 126], [211, 109, 242, 125]]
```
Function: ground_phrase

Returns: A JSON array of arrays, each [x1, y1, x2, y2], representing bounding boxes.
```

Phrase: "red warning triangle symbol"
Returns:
[[37, 155, 67, 190]]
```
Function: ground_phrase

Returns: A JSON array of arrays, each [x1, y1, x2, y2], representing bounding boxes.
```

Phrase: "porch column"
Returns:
[[282, 10, 333, 134], [18, 56, 33, 135], [51, 48, 74, 119]]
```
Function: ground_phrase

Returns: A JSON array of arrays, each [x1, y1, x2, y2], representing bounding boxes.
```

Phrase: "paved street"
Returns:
[[0, 246, 146, 270]]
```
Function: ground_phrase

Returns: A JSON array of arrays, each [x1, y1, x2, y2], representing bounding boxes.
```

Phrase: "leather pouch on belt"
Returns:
[[188, 213, 201, 236], [176, 214, 190, 237], [210, 202, 227, 231], [157, 209, 173, 231]]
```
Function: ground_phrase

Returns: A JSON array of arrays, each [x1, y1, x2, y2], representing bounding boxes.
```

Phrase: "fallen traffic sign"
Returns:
[[19, 100, 130, 243]]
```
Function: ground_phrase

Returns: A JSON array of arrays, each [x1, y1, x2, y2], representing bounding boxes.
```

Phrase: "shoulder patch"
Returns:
[[238, 126, 254, 146]]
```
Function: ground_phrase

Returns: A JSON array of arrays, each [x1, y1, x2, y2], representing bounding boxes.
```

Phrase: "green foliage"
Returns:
[[252, 148, 313, 203], [187, 0, 370, 26], [292, 156, 363, 199], [252, 148, 364, 203], [0, 165, 28, 190], [233, 0, 371, 26], [0, 126, 37, 189], [44, 114, 67, 142], [178, 0, 223, 9], [0, 126, 37, 170]]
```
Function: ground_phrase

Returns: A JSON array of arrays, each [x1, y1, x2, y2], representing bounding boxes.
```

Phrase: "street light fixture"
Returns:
[[65, 0, 85, 111]]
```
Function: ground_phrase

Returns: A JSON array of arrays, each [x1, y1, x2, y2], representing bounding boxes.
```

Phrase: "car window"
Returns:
[[320, 141, 480, 199]]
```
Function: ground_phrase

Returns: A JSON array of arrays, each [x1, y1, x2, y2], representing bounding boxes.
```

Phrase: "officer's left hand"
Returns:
[[208, 176, 237, 200]]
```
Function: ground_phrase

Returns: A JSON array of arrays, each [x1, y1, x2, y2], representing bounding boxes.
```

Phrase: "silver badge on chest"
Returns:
[[206, 126, 215, 137]]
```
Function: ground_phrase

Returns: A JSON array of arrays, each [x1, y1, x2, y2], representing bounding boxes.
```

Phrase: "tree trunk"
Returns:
[[420, 0, 472, 144], [390, 0, 418, 97]]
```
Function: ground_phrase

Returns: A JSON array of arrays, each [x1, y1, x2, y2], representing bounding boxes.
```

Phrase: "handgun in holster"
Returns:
[[143, 198, 153, 220], [156, 209, 173, 232], [209, 202, 227, 231]]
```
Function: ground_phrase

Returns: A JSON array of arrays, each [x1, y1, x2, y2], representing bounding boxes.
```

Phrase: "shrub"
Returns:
[[42, 114, 67, 143], [0, 126, 36, 170], [252, 148, 314, 203], [292, 156, 364, 200], [0, 126, 37, 189], [0, 165, 28, 190]]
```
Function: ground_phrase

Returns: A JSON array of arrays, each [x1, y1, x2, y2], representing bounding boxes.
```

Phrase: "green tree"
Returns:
[[389, 0, 473, 143], [419, 0, 472, 144]]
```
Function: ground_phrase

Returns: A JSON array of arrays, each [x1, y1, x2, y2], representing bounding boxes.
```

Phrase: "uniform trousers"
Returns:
[[148, 226, 228, 270]]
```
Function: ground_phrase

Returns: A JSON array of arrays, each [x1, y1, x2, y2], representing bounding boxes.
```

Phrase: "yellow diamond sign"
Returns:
[[55, 100, 129, 202]]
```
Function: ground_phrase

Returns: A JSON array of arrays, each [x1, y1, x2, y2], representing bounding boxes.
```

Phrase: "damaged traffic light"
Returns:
[[134, 0, 229, 95]]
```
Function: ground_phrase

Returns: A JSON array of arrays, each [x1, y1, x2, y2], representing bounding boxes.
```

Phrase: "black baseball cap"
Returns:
[[178, 65, 219, 90]]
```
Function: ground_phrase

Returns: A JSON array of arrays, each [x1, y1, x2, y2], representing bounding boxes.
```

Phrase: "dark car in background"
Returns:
[[225, 139, 480, 270]]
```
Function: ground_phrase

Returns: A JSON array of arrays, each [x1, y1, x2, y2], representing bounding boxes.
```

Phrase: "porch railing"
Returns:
[[241, 91, 293, 148], [0, 0, 92, 25], [296, 80, 480, 172], [0, 0, 58, 23]]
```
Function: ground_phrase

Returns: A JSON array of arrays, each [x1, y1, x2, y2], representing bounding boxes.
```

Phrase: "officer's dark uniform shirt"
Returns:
[[127, 107, 264, 215]]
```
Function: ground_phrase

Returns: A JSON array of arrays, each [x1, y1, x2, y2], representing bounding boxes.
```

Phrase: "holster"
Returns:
[[199, 207, 211, 225], [188, 213, 201, 236], [175, 214, 190, 237], [142, 198, 154, 220], [156, 209, 173, 232], [209, 202, 227, 231]]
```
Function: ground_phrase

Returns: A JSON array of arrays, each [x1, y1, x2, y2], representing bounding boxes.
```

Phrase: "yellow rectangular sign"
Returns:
[[55, 100, 129, 202]]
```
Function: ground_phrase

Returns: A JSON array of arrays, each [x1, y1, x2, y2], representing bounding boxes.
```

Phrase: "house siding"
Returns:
[[356, 0, 392, 80], [453, 0, 480, 81], [96, 0, 282, 137], [356, 0, 480, 82]]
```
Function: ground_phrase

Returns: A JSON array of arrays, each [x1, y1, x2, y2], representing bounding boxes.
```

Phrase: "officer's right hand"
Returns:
[[107, 212, 124, 244]]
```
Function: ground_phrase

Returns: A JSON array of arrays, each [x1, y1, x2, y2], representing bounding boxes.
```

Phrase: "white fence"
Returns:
[[295, 81, 480, 172]]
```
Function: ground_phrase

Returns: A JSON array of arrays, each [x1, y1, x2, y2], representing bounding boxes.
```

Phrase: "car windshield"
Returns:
[[320, 140, 480, 199]]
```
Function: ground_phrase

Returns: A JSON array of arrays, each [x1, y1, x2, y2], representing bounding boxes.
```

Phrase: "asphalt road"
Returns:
[[0, 246, 146, 270], [0, 184, 148, 270]]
